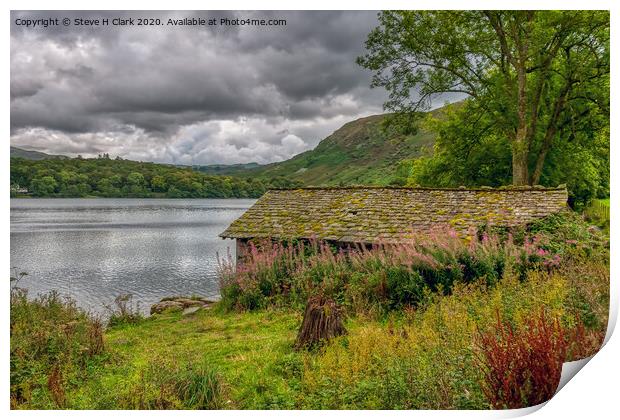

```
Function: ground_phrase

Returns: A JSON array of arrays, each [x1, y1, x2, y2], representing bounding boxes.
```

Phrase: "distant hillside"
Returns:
[[10, 146, 68, 160], [193, 162, 262, 175], [225, 111, 441, 186], [10, 106, 446, 188]]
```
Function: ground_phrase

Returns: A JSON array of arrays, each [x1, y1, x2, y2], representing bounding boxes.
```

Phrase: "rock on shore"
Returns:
[[150, 296, 215, 315]]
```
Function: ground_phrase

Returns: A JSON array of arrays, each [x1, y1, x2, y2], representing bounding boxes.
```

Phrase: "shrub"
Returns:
[[47, 364, 65, 407], [562, 260, 610, 332], [297, 263, 606, 409], [104, 293, 144, 327], [218, 226, 570, 314], [175, 365, 224, 409], [297, 253, 608, 410], [217, 242, 308, 311], [272, 352, 304, 380], [526, 211, 609, 261], [10, 289, 106, 408], [113, 360, 224, 410], [565, 316, 606, 361], [475, 309, 568, 409]]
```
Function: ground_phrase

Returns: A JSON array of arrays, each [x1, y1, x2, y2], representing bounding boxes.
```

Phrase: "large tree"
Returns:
[[358, 11, 609, 185]]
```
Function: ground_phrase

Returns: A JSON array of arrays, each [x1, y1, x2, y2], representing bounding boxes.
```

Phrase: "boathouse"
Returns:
[[220, 186, 568, 260]]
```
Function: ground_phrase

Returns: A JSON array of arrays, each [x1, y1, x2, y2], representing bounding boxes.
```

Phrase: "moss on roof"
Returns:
[[220, 186, 568, 243]]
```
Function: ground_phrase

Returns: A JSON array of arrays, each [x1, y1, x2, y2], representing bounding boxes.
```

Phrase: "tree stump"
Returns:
[[294, 295, 347, 350]]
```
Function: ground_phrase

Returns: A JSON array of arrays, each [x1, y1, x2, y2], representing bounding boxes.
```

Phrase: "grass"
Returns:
[[584, 198, 610, 231], [66, 308, 302, 409], [10, 212, 609, 409], [11, 258, 608, 409]]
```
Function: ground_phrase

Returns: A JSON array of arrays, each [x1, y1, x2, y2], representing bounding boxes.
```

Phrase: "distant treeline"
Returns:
[[10, 156, 301, 198]]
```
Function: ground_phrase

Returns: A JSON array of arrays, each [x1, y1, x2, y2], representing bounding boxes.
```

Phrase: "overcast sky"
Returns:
[[10, 10, 445, 165]]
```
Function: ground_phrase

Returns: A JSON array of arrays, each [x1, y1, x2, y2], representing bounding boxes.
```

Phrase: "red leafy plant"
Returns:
[[475, 309, 568, 409], [565, 315, 606, 361]]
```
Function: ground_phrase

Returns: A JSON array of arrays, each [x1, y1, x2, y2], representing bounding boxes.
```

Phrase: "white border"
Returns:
[[3, 1, 618, 419]]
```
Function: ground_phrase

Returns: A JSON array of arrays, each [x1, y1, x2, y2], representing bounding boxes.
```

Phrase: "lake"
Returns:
[[10, 198, 254, 314]]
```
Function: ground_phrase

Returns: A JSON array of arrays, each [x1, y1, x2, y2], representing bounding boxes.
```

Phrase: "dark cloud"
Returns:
[[10, 10, 442, 165]]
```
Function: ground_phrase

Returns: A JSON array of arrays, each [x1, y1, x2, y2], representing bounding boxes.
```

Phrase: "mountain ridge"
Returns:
[[10, 146, 68, 160], [211, 111, 439, 186], [12, 105, 449, 187]]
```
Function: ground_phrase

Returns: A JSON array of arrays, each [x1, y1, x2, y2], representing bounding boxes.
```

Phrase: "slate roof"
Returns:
[[220, 186, 568, 243]]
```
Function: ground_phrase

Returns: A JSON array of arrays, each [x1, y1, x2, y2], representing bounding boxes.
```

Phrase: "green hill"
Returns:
[[10, 107, 444, 190], [10, 146, 68, 160], [227, 112, 438, 186], [193, 162, 262, 175]]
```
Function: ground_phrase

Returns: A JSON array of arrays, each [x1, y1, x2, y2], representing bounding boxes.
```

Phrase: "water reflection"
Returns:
[[10, 198, 254, 314]]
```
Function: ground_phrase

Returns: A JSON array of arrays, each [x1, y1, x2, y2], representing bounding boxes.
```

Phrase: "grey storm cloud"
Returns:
[[10, 10, 392, 164]]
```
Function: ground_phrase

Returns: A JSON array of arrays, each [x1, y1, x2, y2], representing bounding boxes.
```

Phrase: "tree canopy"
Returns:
[[358, 10, 609, 200], [10, 156, 301, 199]]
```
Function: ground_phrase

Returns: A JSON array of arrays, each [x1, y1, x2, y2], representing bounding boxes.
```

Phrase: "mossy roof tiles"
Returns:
[[220, 186, 568, 243]]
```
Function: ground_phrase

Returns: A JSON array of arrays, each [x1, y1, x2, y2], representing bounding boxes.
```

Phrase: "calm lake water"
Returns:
[[10, 198, 254, 314]]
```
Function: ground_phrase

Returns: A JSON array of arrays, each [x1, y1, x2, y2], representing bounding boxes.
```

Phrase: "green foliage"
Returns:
[[218, 214, 601, 314], [10, 289, 106, 408], [299, 262, 607, 409], [10, 252, 608, 409], [562, 261, 609, 332], [104, 294, 144, 327], [175, 365, 223, 409], [401, 99, 608, 208], [526, 211, 609, 260], [358, 10, 609, 200], [30, 175, 58, 196], [584, 199, 610, 231], [88, 359, 225, 409], [10, 156, 292, 198], [540, 126, 610, 209], [404, 103, 513, 188]]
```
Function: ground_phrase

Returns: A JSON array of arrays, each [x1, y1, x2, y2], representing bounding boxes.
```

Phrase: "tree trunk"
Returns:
[[530, 131, 554, 186], [294, 295, 346, 350], [512, 134, 530, 185], [512, 16, 531, 186], [530, 82, 571, 185]]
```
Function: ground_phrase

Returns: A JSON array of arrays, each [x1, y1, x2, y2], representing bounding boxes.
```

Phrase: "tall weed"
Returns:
[[219, 225, 568, 314], [475, 310, 567, 409]]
